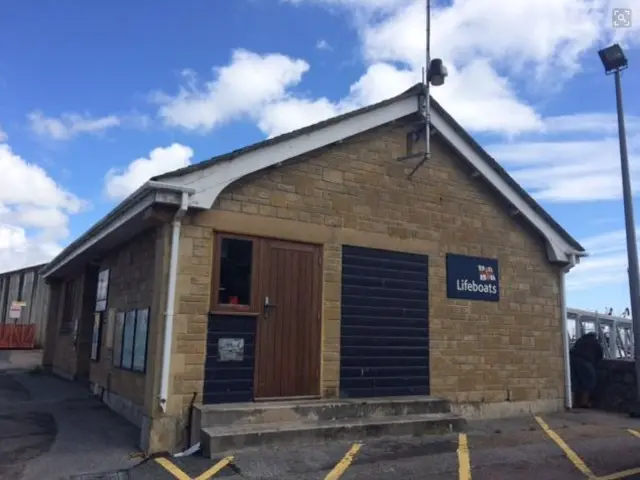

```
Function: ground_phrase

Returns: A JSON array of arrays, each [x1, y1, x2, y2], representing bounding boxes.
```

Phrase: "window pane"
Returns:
[[121, 310, 136, 369], [91, 313, 102, 361], [133, 309, 149, 372], [113, 312, 124, 367], [218, 238, 253, 306]]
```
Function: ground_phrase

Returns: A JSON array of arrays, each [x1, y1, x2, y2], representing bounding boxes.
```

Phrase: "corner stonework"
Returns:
[[322, 243, 341, 398]]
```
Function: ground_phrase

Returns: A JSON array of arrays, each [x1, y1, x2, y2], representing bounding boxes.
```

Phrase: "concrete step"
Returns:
[[201, 412, 465, 456], [196, 396, 452, 428]]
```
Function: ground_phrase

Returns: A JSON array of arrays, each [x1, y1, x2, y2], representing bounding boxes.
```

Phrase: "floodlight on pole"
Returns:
[[598, 43, 629, 74], [597, 43, 640, 416]]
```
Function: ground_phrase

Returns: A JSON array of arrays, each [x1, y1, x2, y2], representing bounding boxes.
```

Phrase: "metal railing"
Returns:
[[567, 307, 634, 360]]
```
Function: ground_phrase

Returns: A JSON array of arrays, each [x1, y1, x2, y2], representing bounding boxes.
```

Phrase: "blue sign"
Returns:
[[446, 254, 500, 302]]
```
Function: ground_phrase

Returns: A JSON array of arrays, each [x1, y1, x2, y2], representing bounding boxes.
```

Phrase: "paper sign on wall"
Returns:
[[218, 338, 245, 362], [8, 301, 23, 320]]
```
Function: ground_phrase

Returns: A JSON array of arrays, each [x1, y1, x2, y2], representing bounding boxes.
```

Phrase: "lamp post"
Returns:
[[597, 44, 640, 415]]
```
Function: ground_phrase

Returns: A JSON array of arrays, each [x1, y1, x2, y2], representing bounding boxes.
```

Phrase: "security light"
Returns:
[[428, 58, 448, 86], [598, 44, 628, 74]]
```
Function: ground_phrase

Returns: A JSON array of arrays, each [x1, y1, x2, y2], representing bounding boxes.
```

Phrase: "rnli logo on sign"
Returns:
[[478, 265, 496, 282], [447, 254, 500, 302]]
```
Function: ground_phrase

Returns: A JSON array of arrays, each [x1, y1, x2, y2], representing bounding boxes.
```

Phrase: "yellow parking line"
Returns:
[[194, 456, 234, 480], [598, 467, 640, 480], [325, 443, 362, 480], [627, 429, 640, 439], [457, 433, 471, 480], [534, 416, 596, 479], [155, 457, 191, 480], [155, 455, 234, 480]]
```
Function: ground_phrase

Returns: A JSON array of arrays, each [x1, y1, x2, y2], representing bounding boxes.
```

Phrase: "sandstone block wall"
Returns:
[[89, 229, 158, 407], [168, 120, 564, 411]]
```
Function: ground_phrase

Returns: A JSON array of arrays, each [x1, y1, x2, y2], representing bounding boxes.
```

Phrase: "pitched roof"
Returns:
[[43, 82, 585, 278], [155, 83, 585, 255], [153, 84, 425, 181]]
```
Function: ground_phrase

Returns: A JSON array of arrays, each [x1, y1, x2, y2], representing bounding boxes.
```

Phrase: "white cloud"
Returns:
[[256, 63, 418, 137], [0, 145, 84, 213], [0, 124, 7, 142], [566, 227, 637, 292], [0, 144, 85, 272], [150, 0, 639, 205], [104, 143, 194, 200], [28, 110, 121, 140], [268, 0, 640, 137], [486, 126, 640, 202], [258, 97, 343, 138], [543, 114, 640, 136], [316, 39, 332, 50], [154, 49, 309, 132]]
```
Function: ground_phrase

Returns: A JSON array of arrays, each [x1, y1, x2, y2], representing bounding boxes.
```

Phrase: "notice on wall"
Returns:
[[95, 269, 110, 312], [446, 253, 500, 302], [218, 338, 244, 362], [8, 301, 24, 320]]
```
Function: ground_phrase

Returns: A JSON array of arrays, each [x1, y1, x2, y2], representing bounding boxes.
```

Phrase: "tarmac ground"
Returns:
[[126, 409, 640, 480], [3, 350, 640, 480]]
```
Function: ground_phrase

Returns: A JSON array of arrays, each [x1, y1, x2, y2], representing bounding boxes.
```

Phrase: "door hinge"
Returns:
[[318, 255, 322, 266]]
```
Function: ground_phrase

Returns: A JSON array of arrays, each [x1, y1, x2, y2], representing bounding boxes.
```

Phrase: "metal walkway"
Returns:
[[567, 308, 634, 360]]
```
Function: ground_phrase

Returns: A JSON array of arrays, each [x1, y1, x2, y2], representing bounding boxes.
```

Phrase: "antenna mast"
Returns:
[[407, 0, 434, 178], [424, 0, 432, 162], [398, 0, 447, 178]]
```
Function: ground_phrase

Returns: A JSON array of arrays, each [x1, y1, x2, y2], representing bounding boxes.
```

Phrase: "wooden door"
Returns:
[[254, 240, 322, 400]]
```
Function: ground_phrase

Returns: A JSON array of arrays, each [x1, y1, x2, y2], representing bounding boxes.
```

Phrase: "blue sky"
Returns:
[[0, 0, 639, 312]]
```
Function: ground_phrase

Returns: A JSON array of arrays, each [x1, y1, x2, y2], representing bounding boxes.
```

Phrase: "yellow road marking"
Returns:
[[534, 416, 596, 479], [457, 433, 471, 480], [325, 443, 362, 480], [194, 456, 234, 480], [155, 457, 191, 480], [155, 455, 234, 480], [598, 467, 640, 480], [627, 429, 640, 439]]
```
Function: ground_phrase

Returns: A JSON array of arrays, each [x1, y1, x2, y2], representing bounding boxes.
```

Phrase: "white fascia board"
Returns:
[[159, 92, 578, 263], [42, 192, 157, 278], [161, 96, 420, 209], [42, 183, 198, 279], [430, 108, 578, 263]]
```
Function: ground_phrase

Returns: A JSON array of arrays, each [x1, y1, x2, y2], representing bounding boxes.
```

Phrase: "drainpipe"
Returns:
[[159, 191, 190, 412], [560, 253, 577, 410]]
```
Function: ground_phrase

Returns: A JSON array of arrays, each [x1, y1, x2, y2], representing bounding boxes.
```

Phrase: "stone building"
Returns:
[[41, 84, 587, 453]]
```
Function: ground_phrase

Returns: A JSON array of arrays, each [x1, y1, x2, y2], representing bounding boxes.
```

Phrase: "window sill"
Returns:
[[210, 309, 259, 317], [112, 366, 146, 375]]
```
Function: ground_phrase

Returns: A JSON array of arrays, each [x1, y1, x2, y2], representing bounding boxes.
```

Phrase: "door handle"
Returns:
[[263, 296, 276, 319], [264, 296, 277, 310]]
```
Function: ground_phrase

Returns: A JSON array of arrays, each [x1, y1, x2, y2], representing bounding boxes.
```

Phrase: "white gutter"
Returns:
[[159, 190, 191, 412], [147, 180, 197, 194], [560, 253, 578, 410]]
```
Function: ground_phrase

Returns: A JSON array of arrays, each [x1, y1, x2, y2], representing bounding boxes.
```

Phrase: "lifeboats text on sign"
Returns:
[[446, 253, 500, 302]]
